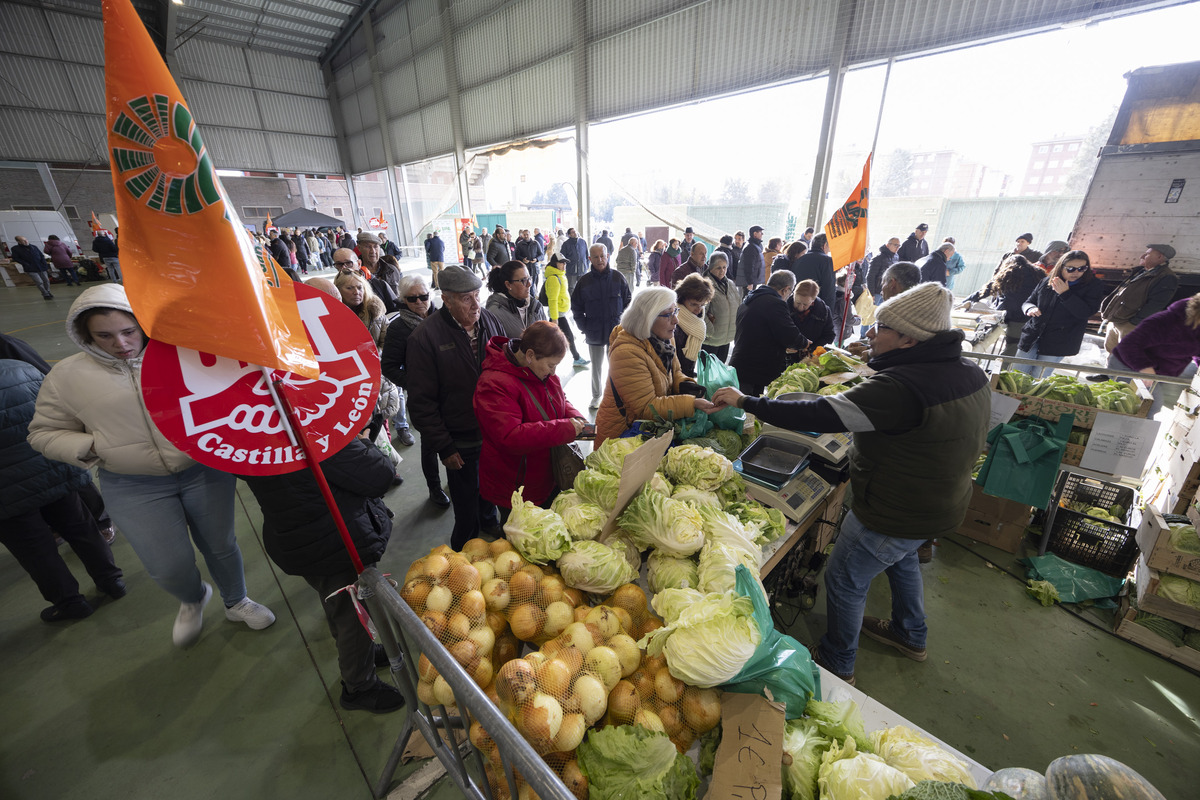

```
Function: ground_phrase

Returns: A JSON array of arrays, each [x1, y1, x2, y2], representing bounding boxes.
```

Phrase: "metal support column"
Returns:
[[806, 0, 857, 230], [296, 174, 311, 209], [572, 0, 590, 237], [321, 61, 362, 230], [36, 163, 63, 210], [437, 0, 472, 220], [162, 0, 179, 73], [362, 13, 406, 241]]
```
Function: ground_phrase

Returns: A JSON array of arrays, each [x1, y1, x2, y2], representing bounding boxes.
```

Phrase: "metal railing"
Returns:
[[961, 350, 1195, 388], [357, 567, 576, 800]]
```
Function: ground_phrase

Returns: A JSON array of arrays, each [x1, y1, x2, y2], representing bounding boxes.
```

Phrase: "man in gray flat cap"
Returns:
[[405, 266, 506, 548], [1100, 243, 1180, 351]]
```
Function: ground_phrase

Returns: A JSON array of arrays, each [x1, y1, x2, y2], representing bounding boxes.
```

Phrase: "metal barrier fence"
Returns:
[[357, 566, 576, 800]]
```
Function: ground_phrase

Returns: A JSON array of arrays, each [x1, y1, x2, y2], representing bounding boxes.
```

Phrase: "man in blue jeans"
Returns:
[[714, 282, 990, 684]]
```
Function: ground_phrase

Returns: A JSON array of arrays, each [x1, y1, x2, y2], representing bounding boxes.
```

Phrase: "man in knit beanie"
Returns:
[[713, 281, 990, 684]]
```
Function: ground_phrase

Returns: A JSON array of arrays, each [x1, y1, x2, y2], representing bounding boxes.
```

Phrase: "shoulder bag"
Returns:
[[519, 382, 585, 490]]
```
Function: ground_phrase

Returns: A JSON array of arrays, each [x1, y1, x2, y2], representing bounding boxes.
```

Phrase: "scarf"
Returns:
[[676, 307, 706, 363], [649, 334, 676, 373], [396, 305, 429, 333], [666, 245, 681, 258]]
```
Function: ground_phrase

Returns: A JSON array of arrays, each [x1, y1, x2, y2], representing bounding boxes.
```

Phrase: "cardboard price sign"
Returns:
[[706, 692, 786, 800]]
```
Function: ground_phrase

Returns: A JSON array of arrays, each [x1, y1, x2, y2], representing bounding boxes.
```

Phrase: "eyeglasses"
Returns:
[[657, 309, 680, 319], [508, 277, 532, 285], [334, 260, 356, 267], [405, 293, 430, 303], [1064, 266, 1088, 273], [870, 322, 894, 333]]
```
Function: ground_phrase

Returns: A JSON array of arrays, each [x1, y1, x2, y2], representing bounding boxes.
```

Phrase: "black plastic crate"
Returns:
[[1047, 474, 1139, 577]]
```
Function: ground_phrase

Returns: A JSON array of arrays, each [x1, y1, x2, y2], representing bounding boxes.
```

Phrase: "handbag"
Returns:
[[519, 383, 585, 491], [975, 412, 1074, 509]]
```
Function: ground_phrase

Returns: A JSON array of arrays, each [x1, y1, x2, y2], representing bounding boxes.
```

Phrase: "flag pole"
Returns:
[[270, 376, 366, 575]]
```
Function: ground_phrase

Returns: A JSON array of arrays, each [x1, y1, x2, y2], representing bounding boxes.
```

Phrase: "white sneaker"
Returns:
[[224, 597, 276, 630], [589, 397, 601, 410], [173, 581, 212, 648]]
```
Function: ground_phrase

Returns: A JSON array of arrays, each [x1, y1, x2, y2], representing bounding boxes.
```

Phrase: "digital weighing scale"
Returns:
[[761, 425, 852, 466], [734, 459, 833, 523]]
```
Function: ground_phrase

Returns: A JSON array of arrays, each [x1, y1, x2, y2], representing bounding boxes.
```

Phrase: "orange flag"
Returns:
[[824, 154, 871, 272], [102, 0, 317, 378], [89, 212, 102, 235]]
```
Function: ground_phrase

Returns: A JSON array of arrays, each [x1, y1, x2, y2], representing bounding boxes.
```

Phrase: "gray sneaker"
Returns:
[[173, 582, 212, 647], [861, 616, 927, 662]]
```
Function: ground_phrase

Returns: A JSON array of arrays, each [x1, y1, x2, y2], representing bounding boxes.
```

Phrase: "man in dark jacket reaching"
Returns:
[[866, 238, 900, 302], [729, 270, 808, 396], [406, 266, 506, 547], [714, 283, 989, 685], [240, 434, 402, 714]]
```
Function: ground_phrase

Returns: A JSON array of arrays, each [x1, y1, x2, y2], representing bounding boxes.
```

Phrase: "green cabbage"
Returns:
[[641, 588, 761, 687], [1168, 524, 1200, 555], [1026, 579, 1059, 606], [696, 506, 762, 593], [672, 485, 722, 509], [551, 490, 583, 516], [868, 726, 977, 788], [663, 444, 736, 491], [558, 540, 639, 594], [503, 488, 571, 564], [818, 383, 853, 396], [1157, 573, 1200, 610], [584, 435, 645, 476], [804, 699, 872, 753], [698, 539, 761, 594], [577, 724, 699, 800], [711, 428, 747, 460], [716, 470, 749, 506], [783, 717, 830, 800], [648, 472, 674, 495], [562, 502, 607, 541], [647, 550, 699, 593], [817, 737, 914, 800], [617, 489, 705, 557], [725, 500, 787, 544], [574, 468, 620, 511], [602, 530, 644, 571]]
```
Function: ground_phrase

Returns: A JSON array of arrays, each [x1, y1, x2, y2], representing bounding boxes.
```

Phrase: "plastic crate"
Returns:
[[1047, 474, 1139, 577]]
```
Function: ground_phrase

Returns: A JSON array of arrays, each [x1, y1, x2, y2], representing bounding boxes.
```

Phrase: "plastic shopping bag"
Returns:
[[1020, 553, 1125, 606], [721, 565, 818, 717], [695, 350, 746, 432], [975, 413, 1073, 510]]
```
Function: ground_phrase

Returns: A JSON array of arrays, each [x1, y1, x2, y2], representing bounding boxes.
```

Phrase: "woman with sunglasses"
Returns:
[[593, 287, 722, 446], [485, 260, 548, 338], [1014, 250, 1109, 378], [381, 275, 449, 507]]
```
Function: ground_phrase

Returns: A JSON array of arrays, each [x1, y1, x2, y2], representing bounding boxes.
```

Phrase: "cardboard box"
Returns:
[[1, 263, 34, 287], [956, 484, 1033, 554], [1136, 506, 1200, 582], [1113, 609, 1200, 671], [988, 374, 1152, 431], [1136, 555, 1200, 629]]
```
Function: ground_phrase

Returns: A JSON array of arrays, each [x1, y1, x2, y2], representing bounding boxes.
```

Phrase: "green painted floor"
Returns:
[[3, 277, 1198, 800]]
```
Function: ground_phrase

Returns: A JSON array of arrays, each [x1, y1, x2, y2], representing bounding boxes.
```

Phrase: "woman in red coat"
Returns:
[[474, 320, 586, 510]]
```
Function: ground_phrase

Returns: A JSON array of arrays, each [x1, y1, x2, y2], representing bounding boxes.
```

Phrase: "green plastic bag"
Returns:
[[695, 350, 747, 432], [975, 413, 1073, 510], [721, 565, 818, 717], [1020, 553, 1125, 606]]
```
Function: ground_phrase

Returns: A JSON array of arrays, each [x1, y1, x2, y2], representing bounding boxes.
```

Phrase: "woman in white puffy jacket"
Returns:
[[27, 284, 276, 648]]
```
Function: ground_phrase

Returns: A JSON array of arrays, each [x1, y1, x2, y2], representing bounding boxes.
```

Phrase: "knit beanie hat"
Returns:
[[875, 282, 953, 342]]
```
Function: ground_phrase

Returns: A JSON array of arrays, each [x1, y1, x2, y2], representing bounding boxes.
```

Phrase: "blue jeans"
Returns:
[[1014, 341, 1065, 378], [818, 510, 927, 675], [99, 463, 246, 606]]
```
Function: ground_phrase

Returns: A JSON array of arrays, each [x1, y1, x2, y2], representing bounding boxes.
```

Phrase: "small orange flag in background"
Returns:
[[89, 212, 102, 235], [824, 153, 871, 272], [102, 0, 317, 379]]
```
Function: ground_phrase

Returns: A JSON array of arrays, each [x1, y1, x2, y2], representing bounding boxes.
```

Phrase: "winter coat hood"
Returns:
[[66, 283, 145, 365]]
